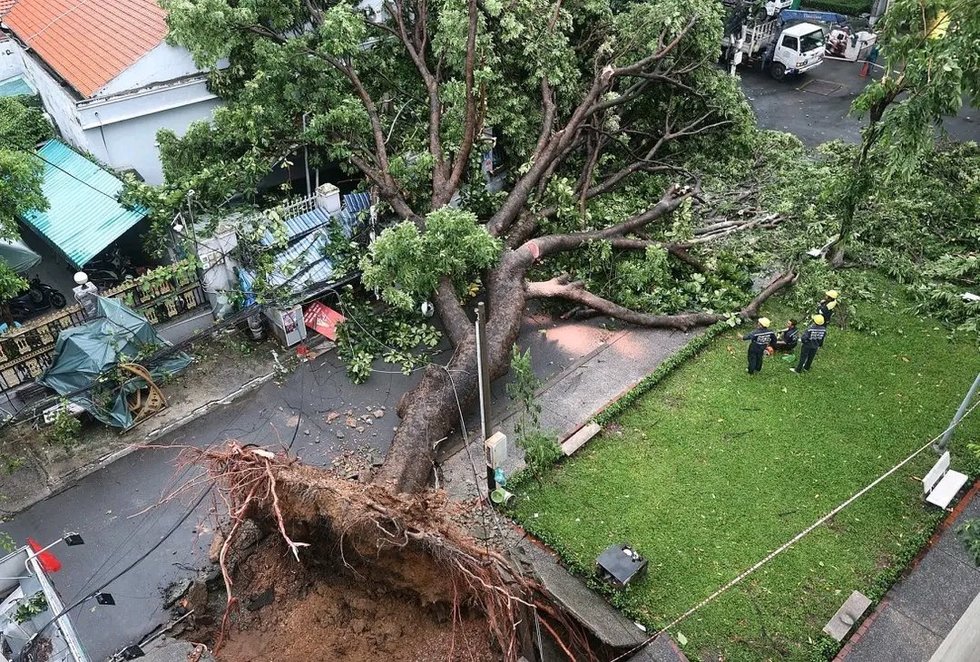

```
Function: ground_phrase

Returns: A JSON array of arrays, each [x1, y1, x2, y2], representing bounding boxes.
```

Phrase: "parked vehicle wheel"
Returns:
[[770, 62, 786, 81], [49, 291, 67, 308]]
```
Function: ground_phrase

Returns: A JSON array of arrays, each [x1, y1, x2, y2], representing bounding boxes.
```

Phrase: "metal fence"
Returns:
[[0, 261, 206, 392]]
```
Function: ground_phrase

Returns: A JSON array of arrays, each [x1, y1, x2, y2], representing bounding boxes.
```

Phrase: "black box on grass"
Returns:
[[596, 543, 648, 586]]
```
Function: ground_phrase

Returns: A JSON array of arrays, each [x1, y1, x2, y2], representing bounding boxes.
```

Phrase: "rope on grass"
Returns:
[[610, 397, 980, 662]]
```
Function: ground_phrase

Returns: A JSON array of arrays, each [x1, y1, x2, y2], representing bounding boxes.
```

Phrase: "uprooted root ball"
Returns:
[[181, 443, 591, 661]]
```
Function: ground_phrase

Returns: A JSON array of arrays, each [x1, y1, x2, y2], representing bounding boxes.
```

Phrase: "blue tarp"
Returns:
[[38, 298, 191, 428]]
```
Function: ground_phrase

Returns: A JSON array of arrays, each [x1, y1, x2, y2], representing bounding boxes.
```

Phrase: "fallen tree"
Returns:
[[159, 0, 796, 493], [183, 443, 595, 660]]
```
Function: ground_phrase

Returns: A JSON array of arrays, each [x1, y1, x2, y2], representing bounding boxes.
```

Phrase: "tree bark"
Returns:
[[374, 256, 796, 492]]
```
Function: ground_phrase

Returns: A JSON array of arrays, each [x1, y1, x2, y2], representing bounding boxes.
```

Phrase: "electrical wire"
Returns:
[[30, 151, 123, 203], [20, 485, 212, 661], [608, 397, 980, 662]]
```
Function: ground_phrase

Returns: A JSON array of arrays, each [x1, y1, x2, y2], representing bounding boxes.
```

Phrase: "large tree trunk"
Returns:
[[373, 253, 530, 493], [374, 249, 796, 492]]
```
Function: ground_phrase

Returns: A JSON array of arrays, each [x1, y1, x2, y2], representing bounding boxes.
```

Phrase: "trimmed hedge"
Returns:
[[594, 320, 731, 425], [801, 0, 872, 16]]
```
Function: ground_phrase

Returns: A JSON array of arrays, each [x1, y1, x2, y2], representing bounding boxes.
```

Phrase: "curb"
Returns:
[[5, 371, 276, 516], [834, 480, 980, 660]]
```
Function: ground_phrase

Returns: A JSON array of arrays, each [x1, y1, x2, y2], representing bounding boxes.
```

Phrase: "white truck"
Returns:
[[723, 6, 827, 80]]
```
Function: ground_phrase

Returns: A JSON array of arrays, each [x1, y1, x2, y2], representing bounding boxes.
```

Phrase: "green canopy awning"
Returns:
[[38, 297, 191, 428], [0, 239, 41, 273]]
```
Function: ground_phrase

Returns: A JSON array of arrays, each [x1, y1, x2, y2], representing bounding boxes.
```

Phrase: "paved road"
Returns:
[[0, 311, 621, 660], [740, 58, 979, 147]]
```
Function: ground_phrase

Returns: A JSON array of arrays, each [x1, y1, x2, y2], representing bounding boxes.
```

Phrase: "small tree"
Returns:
[[506, 346, 561, 480], [0, 97, 51, 237], [827, 0, 980, 266]]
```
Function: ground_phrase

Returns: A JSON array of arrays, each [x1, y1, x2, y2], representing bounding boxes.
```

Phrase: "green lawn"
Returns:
[[513, 282, 980, 661]]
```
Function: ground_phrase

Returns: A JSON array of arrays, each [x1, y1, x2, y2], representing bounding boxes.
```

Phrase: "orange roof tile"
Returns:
[[5, 0, 167, 97], [0, 0, 17, 18]]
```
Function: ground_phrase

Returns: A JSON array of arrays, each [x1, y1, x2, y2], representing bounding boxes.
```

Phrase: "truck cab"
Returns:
[[769, 22, 825, 80]]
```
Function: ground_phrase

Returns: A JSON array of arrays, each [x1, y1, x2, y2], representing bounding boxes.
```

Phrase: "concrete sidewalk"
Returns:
[[440, 322, 699, 501], [839, 484, 980, 662], [439, 321, 699, 661]]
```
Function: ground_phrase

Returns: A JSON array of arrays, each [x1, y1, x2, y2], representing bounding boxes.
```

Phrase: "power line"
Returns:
[[30, 150, 124, 204], [20, 485, 211, 662], [19, 0, 98, 44]]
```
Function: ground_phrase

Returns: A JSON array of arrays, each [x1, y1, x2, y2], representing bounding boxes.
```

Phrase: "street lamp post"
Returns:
[[172, 190, 214, 320]]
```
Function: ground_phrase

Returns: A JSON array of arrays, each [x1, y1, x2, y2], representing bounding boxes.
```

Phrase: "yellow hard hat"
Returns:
[[758, 317, 771, 328], [825, 290, 839, 299], [812, 314, 825, 325], [826, 300, 837, 310]]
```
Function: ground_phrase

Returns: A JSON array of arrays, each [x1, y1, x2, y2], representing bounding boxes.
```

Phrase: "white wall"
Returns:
[[15, 47, 89, 148], [82, 96, 221, 184], [99, 42, 204, 96], [76, 77, 220, 183], [0, 41, 23, 81]]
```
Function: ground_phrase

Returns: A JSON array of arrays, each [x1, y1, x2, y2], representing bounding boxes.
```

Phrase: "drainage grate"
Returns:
[[798, 79, 844, 96]]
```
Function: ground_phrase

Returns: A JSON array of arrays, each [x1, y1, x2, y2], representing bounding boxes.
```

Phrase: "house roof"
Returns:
[[0, 0, 17, 18], [4, 0, 167, 98], [21, 140, 147, 269]]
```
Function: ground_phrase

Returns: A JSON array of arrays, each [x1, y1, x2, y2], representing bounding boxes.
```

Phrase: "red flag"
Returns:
[[27, 537, 62, 574]]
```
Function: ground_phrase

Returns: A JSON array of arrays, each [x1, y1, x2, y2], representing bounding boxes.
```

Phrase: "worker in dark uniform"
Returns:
[[817, 290, 839, 323], [773, 319, 799, 351], [792, 314, 827, 373], [742, 317, 776, 375]]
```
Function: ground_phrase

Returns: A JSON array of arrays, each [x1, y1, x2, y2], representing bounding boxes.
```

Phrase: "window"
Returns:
[[781, 35, 798, 51], [800, 29, 825, 52]]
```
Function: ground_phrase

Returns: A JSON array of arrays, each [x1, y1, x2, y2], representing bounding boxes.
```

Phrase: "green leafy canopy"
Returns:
[[360, 208, 502, 311]]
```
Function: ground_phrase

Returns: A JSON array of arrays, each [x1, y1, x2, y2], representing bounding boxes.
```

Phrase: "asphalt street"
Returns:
[[0, 312, 620, 660], [740, 58, 979, 147], [0, 350, 422, 660]]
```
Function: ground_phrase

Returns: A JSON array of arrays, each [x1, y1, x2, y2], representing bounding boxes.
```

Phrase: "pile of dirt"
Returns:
[[187, 536, 494, 661]]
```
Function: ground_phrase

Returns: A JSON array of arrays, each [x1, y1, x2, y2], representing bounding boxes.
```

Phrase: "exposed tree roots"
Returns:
[[182, 443, 594, 661]]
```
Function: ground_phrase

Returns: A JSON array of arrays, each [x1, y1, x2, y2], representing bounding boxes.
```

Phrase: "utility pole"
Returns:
[[474, 302, 496, 495], [934, 372, 980, 452]]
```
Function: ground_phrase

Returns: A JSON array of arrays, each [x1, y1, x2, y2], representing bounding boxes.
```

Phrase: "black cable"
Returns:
[[19, 485, 211, 662], [30, 150, 123, 203]]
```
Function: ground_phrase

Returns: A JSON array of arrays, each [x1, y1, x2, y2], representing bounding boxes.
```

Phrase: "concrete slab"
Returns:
[[928, 590, 980, 662], [843, 604, 943, 662], [562, 422, 602, 456], [886, 547, 980, 636], [824, 590, 871, 641], [524, 541, 647, 648], [932, 497, 980, 566]]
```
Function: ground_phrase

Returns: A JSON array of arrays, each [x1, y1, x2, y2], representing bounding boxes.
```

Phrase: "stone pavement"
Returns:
[[838, 483, 980, 662]]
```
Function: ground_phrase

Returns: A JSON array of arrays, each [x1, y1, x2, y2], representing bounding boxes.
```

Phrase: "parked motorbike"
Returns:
[[9, 276, 68, 322]]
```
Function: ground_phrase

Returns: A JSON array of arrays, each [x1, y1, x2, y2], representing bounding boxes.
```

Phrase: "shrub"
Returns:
[[506, 346, 561, 480], [47, 399, 81, 451]]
